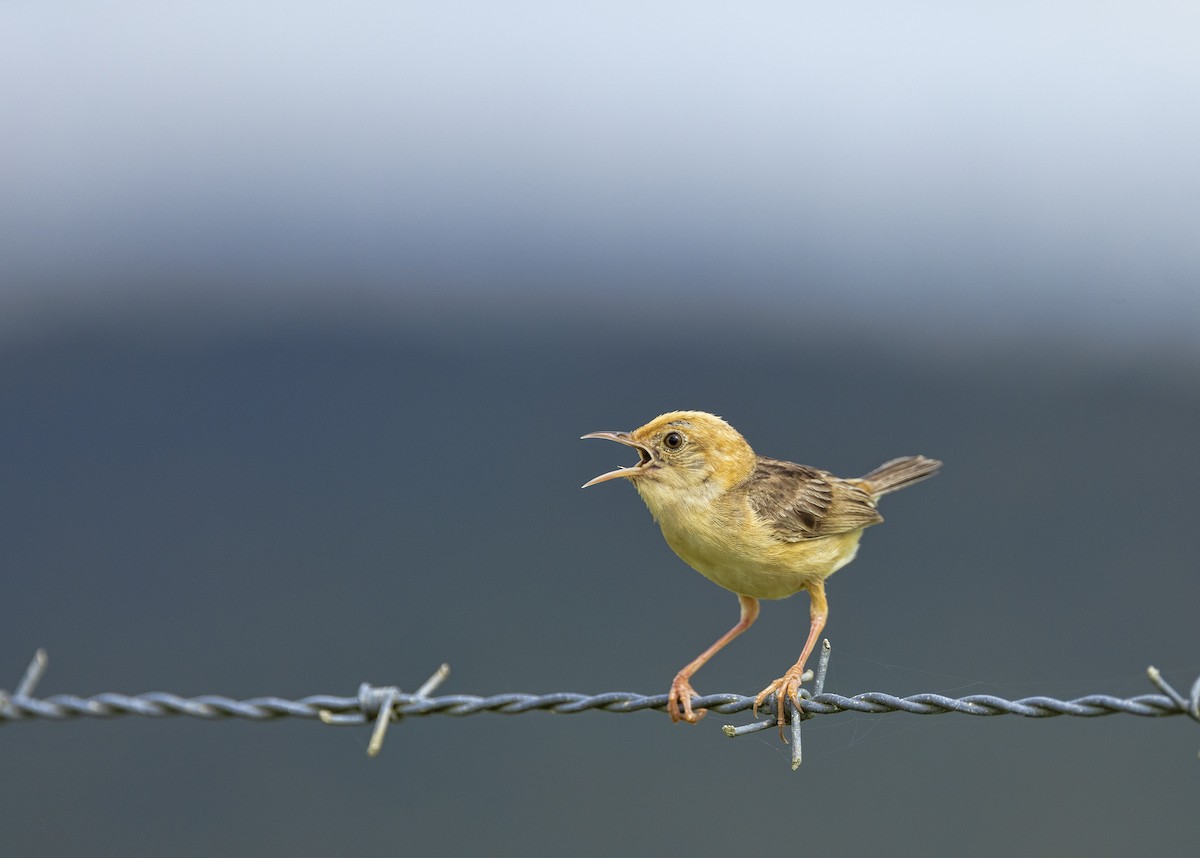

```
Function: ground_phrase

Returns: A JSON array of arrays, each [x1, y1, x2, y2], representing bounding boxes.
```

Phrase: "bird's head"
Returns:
[[581, 411, 757, 506]]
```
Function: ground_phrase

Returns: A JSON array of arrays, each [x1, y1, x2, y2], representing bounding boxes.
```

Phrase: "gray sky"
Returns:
[[3, 1, 1198, 349]]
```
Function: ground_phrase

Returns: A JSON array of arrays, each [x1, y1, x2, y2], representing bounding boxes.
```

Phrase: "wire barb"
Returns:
[[720, 637, 833, 770], [4, 649, 1197, 767], [1146, 665, 1200, 759], [317, 663, 451, 756]]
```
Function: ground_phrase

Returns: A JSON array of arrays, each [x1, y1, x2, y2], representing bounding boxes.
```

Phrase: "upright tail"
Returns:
[[859, 455, 942, 497]]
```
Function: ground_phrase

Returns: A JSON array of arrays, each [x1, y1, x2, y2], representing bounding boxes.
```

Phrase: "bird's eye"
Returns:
[[663, 431, 683, 449]]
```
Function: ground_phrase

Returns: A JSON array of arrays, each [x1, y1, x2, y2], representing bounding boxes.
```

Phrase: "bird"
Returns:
[[581, 410, 940, 731]]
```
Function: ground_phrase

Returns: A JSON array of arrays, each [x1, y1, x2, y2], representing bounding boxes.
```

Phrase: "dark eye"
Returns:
[[663, 431, 683, 449]]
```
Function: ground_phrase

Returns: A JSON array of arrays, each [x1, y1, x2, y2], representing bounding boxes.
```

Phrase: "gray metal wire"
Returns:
[[5, 687, 1190, 720], [4, 648, 1197, 768]]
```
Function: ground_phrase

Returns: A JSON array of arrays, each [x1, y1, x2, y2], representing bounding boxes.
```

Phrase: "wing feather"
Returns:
[[746, 457, 883, 541]]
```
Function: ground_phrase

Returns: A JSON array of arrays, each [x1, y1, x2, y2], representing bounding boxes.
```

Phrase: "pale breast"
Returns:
[[659, 518, 864, 600]]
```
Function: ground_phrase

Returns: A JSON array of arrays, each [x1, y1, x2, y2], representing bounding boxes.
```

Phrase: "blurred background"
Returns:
[[3, 2, 1198, 855]]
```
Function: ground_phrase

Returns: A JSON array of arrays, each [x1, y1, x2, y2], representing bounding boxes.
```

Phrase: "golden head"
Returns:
[[581, 411, 757, 498]]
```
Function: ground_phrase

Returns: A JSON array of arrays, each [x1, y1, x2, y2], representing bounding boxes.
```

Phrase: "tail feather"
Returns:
[[859, 455, 942, 497]]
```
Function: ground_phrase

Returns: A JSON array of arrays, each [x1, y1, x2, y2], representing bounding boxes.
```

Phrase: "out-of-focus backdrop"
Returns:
[[3, 3, 1197, 855]]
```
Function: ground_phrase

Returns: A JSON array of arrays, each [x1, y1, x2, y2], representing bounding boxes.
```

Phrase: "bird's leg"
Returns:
[[668, 594, 759, 724], [754, 581, 828, 735]]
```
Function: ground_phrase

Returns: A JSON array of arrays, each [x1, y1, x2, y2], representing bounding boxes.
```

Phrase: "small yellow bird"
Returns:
[[582, 411, 940, 730]]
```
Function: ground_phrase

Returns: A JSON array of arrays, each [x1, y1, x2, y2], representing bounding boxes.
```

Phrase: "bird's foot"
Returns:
[[753, 667, 814, 737], [667, 673, 706, 723]]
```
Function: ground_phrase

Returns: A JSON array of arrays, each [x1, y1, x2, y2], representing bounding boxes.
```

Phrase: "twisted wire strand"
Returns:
[[4, 647, 1196, 769], [1, 688, 1188, 723]]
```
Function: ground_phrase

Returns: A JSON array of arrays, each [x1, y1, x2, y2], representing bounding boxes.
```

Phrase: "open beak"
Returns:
[[580, 431, 656, 487]]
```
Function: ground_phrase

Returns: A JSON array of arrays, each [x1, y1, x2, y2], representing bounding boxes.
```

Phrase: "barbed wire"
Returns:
[[3, 643, 1197, 769]]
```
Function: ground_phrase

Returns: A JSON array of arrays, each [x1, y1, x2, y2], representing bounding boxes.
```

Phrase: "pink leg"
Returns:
[[754, 581, 828, 736], [668, 594, 760, 723]]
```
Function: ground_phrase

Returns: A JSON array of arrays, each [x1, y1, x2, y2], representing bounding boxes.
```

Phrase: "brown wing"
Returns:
[[746, 457, 883, 541]]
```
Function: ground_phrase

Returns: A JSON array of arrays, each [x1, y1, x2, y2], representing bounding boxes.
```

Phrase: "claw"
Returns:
[[753, 681, 780, 719], [755, 668, 813, 739], [668, 674, 706, 723]]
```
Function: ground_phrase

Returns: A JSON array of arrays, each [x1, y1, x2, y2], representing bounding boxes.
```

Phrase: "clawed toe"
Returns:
[[753, 681, 782, 719], [667, 674, 706, 723], [754, 668, 813, 736]]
